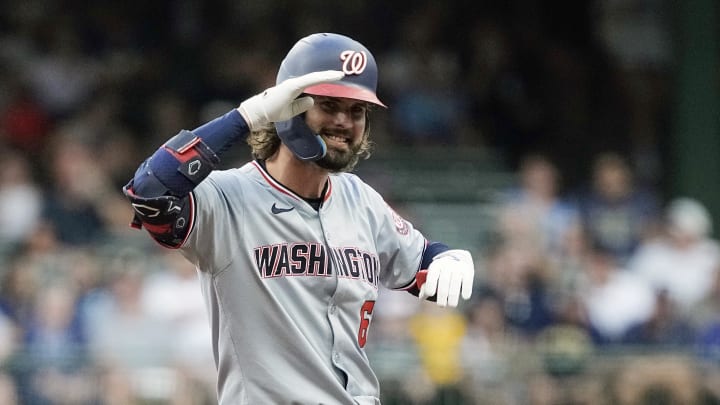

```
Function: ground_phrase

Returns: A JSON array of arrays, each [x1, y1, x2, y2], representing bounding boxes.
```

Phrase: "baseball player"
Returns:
[[123, 33, 474, 404]]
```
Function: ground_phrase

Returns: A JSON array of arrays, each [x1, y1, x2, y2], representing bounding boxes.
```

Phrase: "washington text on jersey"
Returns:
[[254, 243, 380, 288]]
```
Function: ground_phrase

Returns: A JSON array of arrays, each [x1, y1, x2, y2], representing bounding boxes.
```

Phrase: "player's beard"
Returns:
[[315, 131, 365, 173]]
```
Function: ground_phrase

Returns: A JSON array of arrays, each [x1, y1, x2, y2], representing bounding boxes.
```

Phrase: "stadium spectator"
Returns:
[[496, 152, 581, 265], [20, 18, 103, 120], [578, 244, 656, 345], [0, 151, 42, 255], [19, 283, 95, 404], [628, 197, 720, 314], [379, 4, 469, 146], [0, 79, 51, 153], [84, 259, 175, 403], [459, 287, 522, 404], [40, 136, 111, 246], [139, 251, 215, 397], [575, 152, 662, 265], [409, 301, 468, 404]]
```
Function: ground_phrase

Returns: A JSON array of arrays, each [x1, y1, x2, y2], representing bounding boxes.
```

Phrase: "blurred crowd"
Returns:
[[0, 0, 711, 404], [370, 151, 720, 404]]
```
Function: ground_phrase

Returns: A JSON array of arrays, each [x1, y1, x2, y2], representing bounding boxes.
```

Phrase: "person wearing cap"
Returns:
[[627, 197, 720, 315], [121, 33, 475, 404]]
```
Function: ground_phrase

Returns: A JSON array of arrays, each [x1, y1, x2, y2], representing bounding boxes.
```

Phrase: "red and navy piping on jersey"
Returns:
[[251, 160, 333, 204]]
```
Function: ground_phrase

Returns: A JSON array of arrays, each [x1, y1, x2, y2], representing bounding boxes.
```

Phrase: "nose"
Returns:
[[331, 110, 353, 128]]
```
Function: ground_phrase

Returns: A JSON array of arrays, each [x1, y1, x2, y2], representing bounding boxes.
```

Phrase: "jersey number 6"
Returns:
[[357, 300, 376, 348]]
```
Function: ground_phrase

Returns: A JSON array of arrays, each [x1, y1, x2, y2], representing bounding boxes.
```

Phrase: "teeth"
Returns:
[[325, 134, 348, 143]]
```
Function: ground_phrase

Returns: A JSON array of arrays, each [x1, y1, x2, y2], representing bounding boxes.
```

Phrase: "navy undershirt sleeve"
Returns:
[[420, 241, 450, 270], [192, 109, 249, 153], [132, 109, 250, 198], [405, 241, 449, 298]]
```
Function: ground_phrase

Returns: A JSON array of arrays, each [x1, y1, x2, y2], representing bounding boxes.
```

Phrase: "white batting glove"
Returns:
[[237, 70, 345, 131], [419, 249, 474, 307]]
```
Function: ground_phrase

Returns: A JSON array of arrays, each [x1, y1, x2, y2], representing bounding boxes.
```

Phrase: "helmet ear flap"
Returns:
[[274, 115, 327, 161]]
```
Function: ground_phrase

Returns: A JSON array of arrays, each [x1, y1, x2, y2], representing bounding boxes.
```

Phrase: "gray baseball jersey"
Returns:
[[178, 160, 427, 404]]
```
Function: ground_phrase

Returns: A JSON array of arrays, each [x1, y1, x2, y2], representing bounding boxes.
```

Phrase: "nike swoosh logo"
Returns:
[[271, 203, 295, 214]]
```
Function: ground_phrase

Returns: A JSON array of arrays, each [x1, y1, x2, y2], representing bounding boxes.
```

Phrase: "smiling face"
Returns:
[[304, 96, 370, 172]]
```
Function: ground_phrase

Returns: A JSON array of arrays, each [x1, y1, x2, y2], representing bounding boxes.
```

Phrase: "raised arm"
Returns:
[[122, 70, 344, 247]]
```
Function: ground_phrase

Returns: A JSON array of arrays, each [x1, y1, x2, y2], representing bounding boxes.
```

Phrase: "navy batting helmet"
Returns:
[[275, 33, 385, 161], [277, 33, 386, 107]]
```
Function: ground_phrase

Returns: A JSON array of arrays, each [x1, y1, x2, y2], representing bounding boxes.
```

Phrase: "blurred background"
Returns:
[[0, 0, 719, 404]]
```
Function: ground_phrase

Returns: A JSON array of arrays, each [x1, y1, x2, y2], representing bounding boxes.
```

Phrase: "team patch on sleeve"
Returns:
[[388, 205, 409, 235]]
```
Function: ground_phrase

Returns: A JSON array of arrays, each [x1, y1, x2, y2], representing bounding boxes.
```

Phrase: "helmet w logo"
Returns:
[[340, 50, 367, 75]]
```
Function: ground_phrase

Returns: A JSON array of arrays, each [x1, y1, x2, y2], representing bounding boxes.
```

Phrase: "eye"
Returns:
[[350, 104, 368, 119], [351, 105, 366, 114], [317, 99, 337, 111], [314, 98, 367, 119]]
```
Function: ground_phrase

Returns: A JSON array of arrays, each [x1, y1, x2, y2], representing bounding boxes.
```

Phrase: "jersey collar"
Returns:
[[251, 160, 332, 206]]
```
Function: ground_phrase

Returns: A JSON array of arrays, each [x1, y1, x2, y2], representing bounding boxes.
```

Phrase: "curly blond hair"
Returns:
[[246, 124, 282, 161]]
